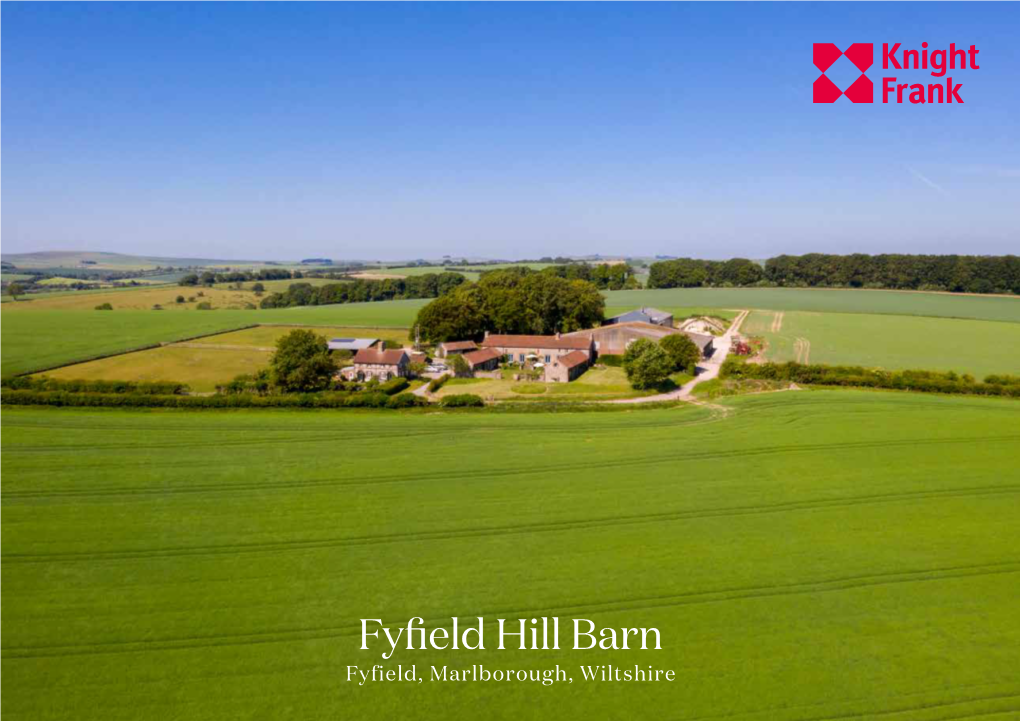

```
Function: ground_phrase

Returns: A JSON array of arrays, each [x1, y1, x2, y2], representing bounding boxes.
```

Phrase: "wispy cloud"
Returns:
[[907, 166, 950, 196]]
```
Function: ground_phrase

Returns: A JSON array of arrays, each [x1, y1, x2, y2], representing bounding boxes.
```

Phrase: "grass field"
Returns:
[[200, 325, 412, 347], [3, 285, 262, 311], [38, 345, 274, 392], [35, 325, 415, 391], [436, 366, 668, 401], [0, 311, 258, 376], [742, 310, 1020, 377], [2, 391, 1018, 720], [604, 287, 1020, 323]]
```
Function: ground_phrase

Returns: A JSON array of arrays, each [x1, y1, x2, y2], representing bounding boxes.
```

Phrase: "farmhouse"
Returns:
[[604, 307, 674, 327], [478, 332, 595, 382], [462, 348, 501, 372], [341, 348, 410, 382], [437, 340, 477, 358]]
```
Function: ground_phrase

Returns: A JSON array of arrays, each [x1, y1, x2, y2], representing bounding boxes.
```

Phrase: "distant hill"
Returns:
[[0, 251, 282, 271]]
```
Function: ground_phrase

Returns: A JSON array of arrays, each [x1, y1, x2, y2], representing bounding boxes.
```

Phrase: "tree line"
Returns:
[[413, 267, 604, 343], [533, 262, 640, 290], [258, 272, 466, 308], [647, 254, 1020, 294]]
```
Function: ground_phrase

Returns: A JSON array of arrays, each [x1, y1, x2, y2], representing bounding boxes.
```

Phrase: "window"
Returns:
[[519, 353, 525, 363], [545, 355, 551, 363]]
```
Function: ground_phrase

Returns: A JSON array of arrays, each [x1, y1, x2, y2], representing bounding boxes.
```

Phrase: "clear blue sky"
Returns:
[[2, 2, 1018, 261]]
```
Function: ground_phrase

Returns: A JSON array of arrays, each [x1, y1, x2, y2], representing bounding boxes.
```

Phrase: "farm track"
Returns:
[[5, 559, 1019, 658], [5, 434, 1018, 501], [772, 311, 784, 332], [794, 336, 811, 364], [4, 485, 1018, 563]]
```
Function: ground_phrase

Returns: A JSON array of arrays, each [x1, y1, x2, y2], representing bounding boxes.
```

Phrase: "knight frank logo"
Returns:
[[814, 42, 981, 104]]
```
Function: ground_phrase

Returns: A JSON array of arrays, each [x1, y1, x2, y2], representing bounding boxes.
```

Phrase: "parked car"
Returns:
[[426, 364, 447, 373]]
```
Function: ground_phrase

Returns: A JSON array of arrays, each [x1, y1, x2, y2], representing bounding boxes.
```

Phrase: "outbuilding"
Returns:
[[341, 348, 410, 382], [437, 340, 478, 358]]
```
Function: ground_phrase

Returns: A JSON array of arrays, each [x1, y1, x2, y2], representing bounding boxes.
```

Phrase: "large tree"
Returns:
[[269, 329, 337, 392], [414, 268, 604, 342], [624, 343, 674, 389], [659, 334, 701, 374]]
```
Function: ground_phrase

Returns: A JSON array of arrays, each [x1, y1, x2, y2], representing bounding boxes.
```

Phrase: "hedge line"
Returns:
[[2, 376, 189, 395], [0, 389, 430, 409], [720, 360, 1020, 397], [427, 374, 451, 393], [379, 376, 410, 395]]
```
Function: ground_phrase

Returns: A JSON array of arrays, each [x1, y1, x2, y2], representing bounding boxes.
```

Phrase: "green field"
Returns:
[[742, 310, 1020, 377], [0, 311, 258, 376], [605, 287, 1020, 323], [2, 391, 1019, 720], [36, 325, 416, 391]]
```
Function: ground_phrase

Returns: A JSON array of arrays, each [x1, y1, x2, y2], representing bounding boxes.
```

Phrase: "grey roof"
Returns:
[[683, 332, 715, 351], [328, 338, 379, 351], [607, 307, 673, 325]]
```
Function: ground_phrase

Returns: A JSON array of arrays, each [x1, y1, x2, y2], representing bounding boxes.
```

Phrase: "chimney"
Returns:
[[484, 330, 490, 339], [556, 331, 561, 339]]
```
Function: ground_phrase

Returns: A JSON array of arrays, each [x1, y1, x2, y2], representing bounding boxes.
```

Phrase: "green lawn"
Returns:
[[604, 287, 1020, 323], [2, 391, 1019, 720], [742, 310, 1020, 378]]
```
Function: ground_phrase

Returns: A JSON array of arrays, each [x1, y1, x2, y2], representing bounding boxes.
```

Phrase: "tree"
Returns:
[[269, 329, 337, 392], [450, 353, 471, 378], [94, 302, 113, 310], [251, 282, 265, 295], [175, 295, 186, 304], [626, 344, 674, 389], [660, 334, 701, 374], [7, 282, 25, 299], [622, 338, 656, 369], [179, 273, 199, 286]]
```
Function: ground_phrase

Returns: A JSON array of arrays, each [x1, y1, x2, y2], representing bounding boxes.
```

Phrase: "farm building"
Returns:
[[545, 350, 591, 383], [603, 307, 674, 327], [478, 332, 595, 382], [479, 332, 595, 365], [340, 348, 410, 382], [436, 340, 477, 358], [565, 321, 715, 358], [328, 338, 379, 352], [462, 348, 501, 372]]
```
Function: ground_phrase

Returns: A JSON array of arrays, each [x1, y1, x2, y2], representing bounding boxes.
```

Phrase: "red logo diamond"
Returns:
[[813, 43, 874, 103]]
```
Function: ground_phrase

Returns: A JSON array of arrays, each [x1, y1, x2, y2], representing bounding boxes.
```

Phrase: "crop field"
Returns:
[[1, 391, 1018, 720], [605, 287, 1020, 323], [3, 285, 262, 311], [742, 310, 1020, 377]]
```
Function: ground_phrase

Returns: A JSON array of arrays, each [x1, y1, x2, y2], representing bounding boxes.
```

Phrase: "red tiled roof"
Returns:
[[440, 340, 477, 351], [558, 350, 590, 369], [480, 334, 593, 351], [463, 348, 501, 367], [353, 348, 408, 366]]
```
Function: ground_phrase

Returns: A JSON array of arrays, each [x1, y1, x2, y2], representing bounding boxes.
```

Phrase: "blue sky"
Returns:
[[2, 2, 1018, 261]]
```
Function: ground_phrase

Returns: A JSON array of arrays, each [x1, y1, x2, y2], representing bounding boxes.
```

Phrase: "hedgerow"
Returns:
[[427, 374, 451, 393], [2, 376, 189, 395], [379, 377, 410, 395], [720, 359, 1020, 398]]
